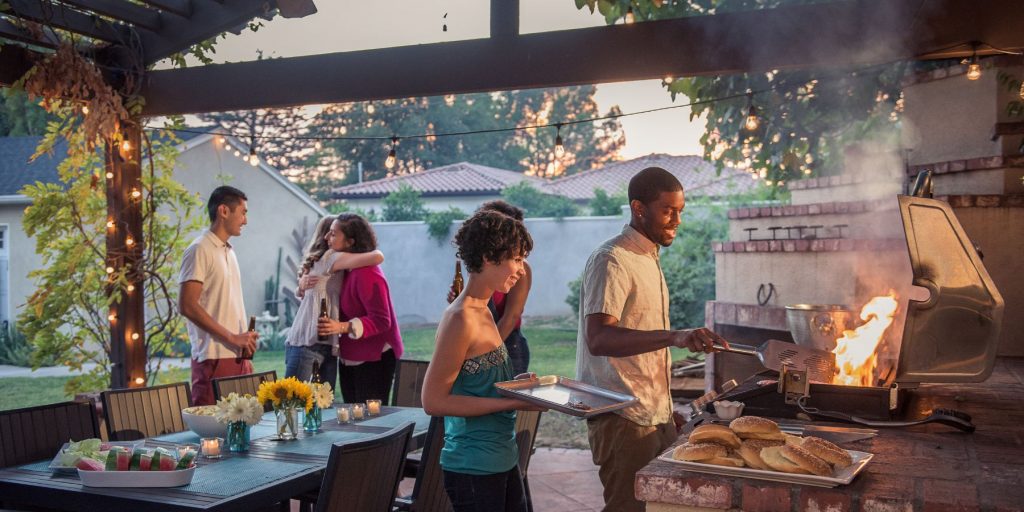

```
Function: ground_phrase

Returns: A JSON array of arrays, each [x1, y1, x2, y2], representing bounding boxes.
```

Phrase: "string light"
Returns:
[[131, 188, 142, 199], [966, 44, 981, 80], [126, 236, 135, 247], [554, 124, 565, 158], [105, 266, 115, 274], [624, 6, 635, 24], [663, 76, 674, 85], [108, 313, 117, 322], [120, 139, 132, 153], [385, 136, 398, 169], [127, 284, 135, 292], [106, 219, 115, 229], [233, 150, 241, 157], [81, 105, 89, 115], [105, 171, 114, 179], [131, 332, 140, 340], [1019, 81, 1024, 99], [134, 377, 145, 385], [744, 103, 760, 131], [248, 147, 259, 167], [215, 135, 224, 145]]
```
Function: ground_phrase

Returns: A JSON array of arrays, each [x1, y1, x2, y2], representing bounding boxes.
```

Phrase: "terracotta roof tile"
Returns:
[[332, 162, 544, 198]]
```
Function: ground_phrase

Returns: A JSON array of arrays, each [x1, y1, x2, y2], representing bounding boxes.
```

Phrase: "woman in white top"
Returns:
[[284, 216, 383, 388]]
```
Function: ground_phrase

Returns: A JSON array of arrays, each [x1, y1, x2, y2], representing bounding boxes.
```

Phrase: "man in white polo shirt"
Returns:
[[576, 167, 729, 512], [179, 186, 258, 405]]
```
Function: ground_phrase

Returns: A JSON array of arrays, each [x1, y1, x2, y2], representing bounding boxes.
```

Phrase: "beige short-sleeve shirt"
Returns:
[[575, 225, 672, 426], [179, 231, 247, 362]]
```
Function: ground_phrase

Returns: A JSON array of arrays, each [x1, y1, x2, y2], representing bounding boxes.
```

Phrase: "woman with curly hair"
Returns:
[[317, 214, 404, 404], [286, 216, 383, 389], [422, 210, 544, 512]]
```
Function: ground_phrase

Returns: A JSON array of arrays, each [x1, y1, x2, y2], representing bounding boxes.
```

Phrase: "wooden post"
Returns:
[[106, 121, 146, 389]]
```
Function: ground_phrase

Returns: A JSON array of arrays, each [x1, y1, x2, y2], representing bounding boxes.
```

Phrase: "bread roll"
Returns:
[[688, 424, 741, 448], [738, 438, 784, 470], [672, 442, 726, 462], [703, 454, 746, 468], [800, 436, 854, 469], [781, 444, 833, 476], [737, 430, 786, 441], [760, 446, 811, 474], [729, 416, 780, 436]]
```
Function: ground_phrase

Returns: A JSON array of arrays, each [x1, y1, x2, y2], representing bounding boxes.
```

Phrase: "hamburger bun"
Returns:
[[800, 436, 854, 469], [688, 424, 741, 448], [737, 430, 786, 441], [672, 442, 726, 462], [738, 438, 784, 470], [781, 444, 833, 477], [760, 446, 811, 474], [703, 454, 746, 467], [729, 416, 780, 436]]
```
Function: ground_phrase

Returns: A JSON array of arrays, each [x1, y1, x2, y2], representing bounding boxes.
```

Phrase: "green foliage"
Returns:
[[381, 184, 428, 221], [425, 207, 469, 245], [0, 88, 55, 136], [501, 181, 580, 219], [565, 275, 582, 316], [306, 87, 625, 184], [588, 187, 628, 216], [17, 111, 203, 395], [0, 323, 54, 367], [327, 201, 379, 222]]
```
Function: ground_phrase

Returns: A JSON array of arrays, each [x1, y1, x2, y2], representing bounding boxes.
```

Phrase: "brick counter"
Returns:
[[636, 357, 1024, 511]]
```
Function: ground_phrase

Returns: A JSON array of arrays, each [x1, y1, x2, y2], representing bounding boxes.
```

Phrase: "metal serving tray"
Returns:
[[495, 376, 637, 418]]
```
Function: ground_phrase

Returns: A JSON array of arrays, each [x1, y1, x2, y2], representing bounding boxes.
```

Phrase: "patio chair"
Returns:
[[391, 359, 429, 407], [0, 399, 100, 468], [515, 410, 543, 512], [213, 371, 277, 411], [394, 416, 452, 512], [313, 421, 415, 512], [101, 382, 191, 441]]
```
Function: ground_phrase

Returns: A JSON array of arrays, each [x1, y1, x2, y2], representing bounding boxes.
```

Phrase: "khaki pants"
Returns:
[[587, 414, 677, 512]]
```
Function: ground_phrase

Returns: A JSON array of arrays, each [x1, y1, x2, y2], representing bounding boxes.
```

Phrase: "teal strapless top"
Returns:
[[440, 343, 518, 475]]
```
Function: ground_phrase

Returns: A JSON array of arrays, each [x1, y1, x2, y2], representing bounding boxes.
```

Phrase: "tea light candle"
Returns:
[[366, 399, 381, 416], [200, 437, 222, 458], [177, 443, 199, 459], [351, 403, 365, 420], [336, 406, 351, 423]]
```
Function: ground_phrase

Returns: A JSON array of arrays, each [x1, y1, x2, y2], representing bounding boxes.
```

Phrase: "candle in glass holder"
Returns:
[[177, 443, 199, 459], [336, 405, 351, 423], [351, 403, 365, 420], [200, 437, 222, 458], [366, 399, 381, 416]]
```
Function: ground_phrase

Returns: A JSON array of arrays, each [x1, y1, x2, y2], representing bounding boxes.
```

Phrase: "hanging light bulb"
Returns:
[[554, 124, 565, 158], [314, 141, 323, 150], [126, 236, 135, 247], [131, 188, 142, 199], [385, 137, 398, 169], [745, 105, 760, 131], [966, 45, 981, 81], [248, 146, 259, 166], [105, 171, 114, 180], [624, 5, 635, 24], [233, 150, 241, 157]]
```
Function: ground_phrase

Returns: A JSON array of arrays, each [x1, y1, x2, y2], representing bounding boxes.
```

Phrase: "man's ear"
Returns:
[[629, 199, 645, 218], [217, 203, 229, 220]]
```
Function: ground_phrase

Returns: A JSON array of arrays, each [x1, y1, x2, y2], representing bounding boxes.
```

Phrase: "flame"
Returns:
[[832, 293, 899, 386]]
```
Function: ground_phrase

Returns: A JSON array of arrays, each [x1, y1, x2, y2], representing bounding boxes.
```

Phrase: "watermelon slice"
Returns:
[[76, 457, 104, 471], [104, 447, 127, 471], [139, 454, 152, 471], [150, 448, 173, 471], [129, 448, 146, 471], [176, 449, 197, 470], [158, 453, 177, 471], [115, 448, 131, 471]]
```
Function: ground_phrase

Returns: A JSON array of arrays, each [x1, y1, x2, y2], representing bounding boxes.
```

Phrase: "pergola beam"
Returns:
[[58, 0, 164, 32], [140, 0, 1024, 116], [7, 0, 132, 44], [138, 0, 276, 65], [137, 0, 192, 19]]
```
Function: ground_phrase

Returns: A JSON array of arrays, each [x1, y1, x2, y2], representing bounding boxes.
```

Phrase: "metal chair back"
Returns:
[[397, 416, 452, 512], [101, 382, 191, 441], [315, 421, 414, 512], [515, 410, 543, 512], [391, 360, 429, 407], [0, 400, 100, 468]]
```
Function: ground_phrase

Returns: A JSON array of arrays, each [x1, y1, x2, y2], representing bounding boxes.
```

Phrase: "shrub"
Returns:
[[501, 181, 579, 219], [588, 188, 627, 216], [381, 183, 427, 221], [425, 207, 468, 245]]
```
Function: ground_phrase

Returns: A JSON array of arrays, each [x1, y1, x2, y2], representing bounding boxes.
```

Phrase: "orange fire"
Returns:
[[831, 294, 899, 386]]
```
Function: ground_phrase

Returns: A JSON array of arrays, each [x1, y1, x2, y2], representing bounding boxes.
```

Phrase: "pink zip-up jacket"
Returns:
[[337, 265, 404, 362]]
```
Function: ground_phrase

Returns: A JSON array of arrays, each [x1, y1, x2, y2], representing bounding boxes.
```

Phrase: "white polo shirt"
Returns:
[[179, 230, 247, 362]]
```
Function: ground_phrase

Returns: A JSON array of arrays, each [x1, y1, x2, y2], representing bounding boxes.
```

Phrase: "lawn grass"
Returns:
[[0, 325, 692, 449]]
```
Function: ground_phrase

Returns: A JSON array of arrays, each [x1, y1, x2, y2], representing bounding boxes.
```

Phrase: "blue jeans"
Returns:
[[284, 344, 337, 390], [443, 466, 527, 512]]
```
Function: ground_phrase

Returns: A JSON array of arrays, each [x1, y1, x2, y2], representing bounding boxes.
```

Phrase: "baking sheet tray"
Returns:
[[494, 376, 637, 418], [656, 447, 872, 488]]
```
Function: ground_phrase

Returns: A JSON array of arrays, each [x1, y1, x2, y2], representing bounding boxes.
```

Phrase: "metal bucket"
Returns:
[[785, 304, 855, 352]]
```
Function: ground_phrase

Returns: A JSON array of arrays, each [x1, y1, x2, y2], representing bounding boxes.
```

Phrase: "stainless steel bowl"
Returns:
[[785, 304, 855, 352]]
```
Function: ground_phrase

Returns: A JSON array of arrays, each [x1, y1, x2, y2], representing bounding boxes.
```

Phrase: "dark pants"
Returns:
[[284, 344, 337, 391], [443, 466, 528, 512], [505, 329, 530, 377], [338, 349, 396, 404]]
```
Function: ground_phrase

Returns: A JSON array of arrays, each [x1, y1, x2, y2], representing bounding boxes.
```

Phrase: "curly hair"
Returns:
[[478, 200, 524, 221], [454, 210, 533, 273], [299, 216, 334, 277], [334, 213, 378, 253]]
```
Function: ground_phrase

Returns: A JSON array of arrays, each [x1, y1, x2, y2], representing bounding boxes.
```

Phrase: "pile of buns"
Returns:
[[671, 416, 853, 477]]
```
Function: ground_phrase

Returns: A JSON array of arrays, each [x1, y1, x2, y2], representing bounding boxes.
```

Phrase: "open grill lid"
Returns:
[[895, 195, 1004, 383]]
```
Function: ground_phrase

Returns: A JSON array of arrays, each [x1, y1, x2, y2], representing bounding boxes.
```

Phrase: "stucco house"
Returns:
[[0, 133, 326, 327]]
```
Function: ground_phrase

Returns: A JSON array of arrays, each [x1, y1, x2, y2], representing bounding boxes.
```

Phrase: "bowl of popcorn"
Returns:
[[181, 405, 225, 438]]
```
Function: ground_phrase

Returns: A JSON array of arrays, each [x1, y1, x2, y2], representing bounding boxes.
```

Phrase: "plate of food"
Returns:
[[75, 445, 199, 487], [657, 416, 872, 488], [47, 438, 144, 475]]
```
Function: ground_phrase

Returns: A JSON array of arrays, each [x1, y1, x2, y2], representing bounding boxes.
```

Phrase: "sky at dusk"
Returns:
[[185, 0, 707, 159]]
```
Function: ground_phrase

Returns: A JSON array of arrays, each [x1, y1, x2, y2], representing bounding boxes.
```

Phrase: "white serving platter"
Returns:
[[47, 441, 144, 475], [656, 448, 872, 488], [77, 466, 196, 487]]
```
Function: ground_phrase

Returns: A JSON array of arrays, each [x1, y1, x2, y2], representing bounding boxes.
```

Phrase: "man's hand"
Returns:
[[227, 330, 258, 354], [670, 328, 728, 353], [299, 274, 320, 291], [672, 411, 686, 434]]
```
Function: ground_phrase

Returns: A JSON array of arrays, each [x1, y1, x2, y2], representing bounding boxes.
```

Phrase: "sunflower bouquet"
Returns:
[[257, 377, 313, 440]]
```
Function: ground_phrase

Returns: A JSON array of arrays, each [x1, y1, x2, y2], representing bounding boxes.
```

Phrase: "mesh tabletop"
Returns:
[[153, 422, 278, 444], [181, 457, 318, 497], [359, 407, 429, 433], [17, 460, 52, 473], [249, 430, 379, 456]]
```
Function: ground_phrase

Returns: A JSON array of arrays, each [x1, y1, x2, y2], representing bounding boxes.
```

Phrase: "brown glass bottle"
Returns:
[[453, 260, 464, 296], [239, 315, 256, 360], [317, 298, 329, 342]]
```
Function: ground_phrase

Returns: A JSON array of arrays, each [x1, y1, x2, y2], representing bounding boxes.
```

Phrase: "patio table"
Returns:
[[0, 406, 429, 512]]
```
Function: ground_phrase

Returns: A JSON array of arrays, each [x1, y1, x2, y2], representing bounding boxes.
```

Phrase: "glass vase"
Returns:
[[275, 406, 299, 440], [226, 421, 250, 452], [303, 404, 322, 432]]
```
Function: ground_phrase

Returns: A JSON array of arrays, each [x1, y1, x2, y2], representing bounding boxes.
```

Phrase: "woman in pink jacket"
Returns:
[[317, 214, 404, 404]]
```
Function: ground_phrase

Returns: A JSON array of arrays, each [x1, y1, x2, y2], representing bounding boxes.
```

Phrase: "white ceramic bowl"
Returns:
[[713, 400, 745, 420], [181, 406, 226, 438]]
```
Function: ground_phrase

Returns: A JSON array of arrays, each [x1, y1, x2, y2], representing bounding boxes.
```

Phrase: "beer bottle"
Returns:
[[240, 315, 256, 360], [310, 360, 321, 385], [317, 298, 329, 342], [453, 260, 464, 296]]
